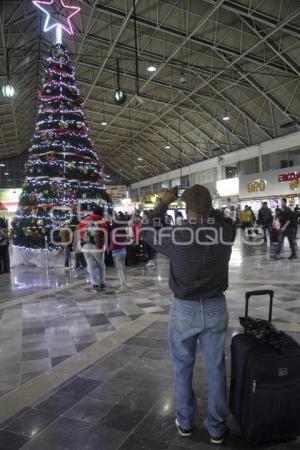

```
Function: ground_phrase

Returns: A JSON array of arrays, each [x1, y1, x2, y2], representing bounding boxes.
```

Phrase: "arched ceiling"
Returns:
[[1, 0, 300, 182]]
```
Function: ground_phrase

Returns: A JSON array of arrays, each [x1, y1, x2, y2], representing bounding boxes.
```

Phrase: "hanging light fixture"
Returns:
[[2, 84, 15, 98], [113, 59, 127, 105], [101, 121, 108, 126], [147, 65, 156, 72], [2, 50, 15, 98], [222, 114, 230, 121]]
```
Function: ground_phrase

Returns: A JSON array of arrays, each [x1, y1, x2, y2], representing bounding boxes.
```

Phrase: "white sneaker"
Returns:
[[146, 260, 155, 267]]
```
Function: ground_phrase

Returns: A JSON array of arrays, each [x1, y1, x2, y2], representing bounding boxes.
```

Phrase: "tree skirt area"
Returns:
[[11, 246, 65, 268]]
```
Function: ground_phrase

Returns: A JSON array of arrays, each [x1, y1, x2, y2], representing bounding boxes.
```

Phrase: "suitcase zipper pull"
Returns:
[[252, 380, 256, 393]]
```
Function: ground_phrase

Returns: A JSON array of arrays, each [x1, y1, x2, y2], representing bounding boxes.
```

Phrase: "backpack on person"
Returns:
[[83, 220, 104, 248]]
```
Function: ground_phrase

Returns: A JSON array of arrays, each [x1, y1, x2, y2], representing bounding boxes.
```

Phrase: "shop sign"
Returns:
[[278, 172, 300, 182], [247, 179, 266, 193]]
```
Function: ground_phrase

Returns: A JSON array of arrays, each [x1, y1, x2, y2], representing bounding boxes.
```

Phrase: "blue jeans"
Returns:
[[83, 245, 105, 285], [275, 228, 296, 256], [142, 240, 154, 262], [262, 224, 272, 242], [169, 296, 229, 437]]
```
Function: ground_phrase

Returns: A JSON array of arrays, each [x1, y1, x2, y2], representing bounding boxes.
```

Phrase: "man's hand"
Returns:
[[160, 187, 178, 206]]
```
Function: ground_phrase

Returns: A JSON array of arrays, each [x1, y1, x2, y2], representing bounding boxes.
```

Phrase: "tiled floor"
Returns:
[[0, 236, 299, 448], [0, 321, 299, 450], [1, 241, 300, 396]]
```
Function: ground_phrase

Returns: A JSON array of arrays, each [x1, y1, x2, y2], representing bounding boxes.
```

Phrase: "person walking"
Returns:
[[142, 185, 235, 445], [239, 205, 253, 240], [0, 218, 10, 274], [110, 213, 128, 293], [258, 202, 273, 243], [59, 220, 73, 270], [78, 206, 108, 291], [271, 198, 297, 260], [142, 210, 156, 267]]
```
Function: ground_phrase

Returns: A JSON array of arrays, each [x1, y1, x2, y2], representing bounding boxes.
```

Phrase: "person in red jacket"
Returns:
[[77, 206, 108, 291]]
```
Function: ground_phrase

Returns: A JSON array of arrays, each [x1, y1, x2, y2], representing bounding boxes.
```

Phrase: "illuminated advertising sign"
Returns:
[[278, 172, 300, 182]]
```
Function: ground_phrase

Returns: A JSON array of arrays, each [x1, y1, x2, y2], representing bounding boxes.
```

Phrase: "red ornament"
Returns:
[[46, 152, 56, 161]]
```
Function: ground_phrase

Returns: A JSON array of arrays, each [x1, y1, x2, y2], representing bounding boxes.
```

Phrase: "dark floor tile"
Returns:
[[142, 347, 171, 361], [134, 411, 177, 444], [23, 321, 44, 330], [21, 372, 44, 385], [137, 373, 174, 392], [58, 377, 101, 399], [124, 336, 165, 348], [119, 433, 169, 450], [101, 404, 147, 432], [34, 391, 79, 415], [34, 417, 91, 448], [170, 428, 210, 449], [88, 380, 133, 403], [129, 314, 143, 320], [0, 408, 30, 430], [22, 349, 49, 361], [107, 311, 126, 318], [85, 314, 110, 326], [0, 430, 29, 449], [22, 327, 45, 336], [137, 328, 168, 340], [150, 322, 169, 330], [74, 342, 95, 352], [72, 423, 127, 450], [5, 408, 57, 438], [128, 357, 173, 377], [137, 302, 155, 308], [65, 397, 115, 424], [119, 387, 163, 410], [151, 394, 177, 416], [22, 438, 66, 450], [51, 356, 71, 367], [107, 369, 145, 387], [108, 343, 149, 361]]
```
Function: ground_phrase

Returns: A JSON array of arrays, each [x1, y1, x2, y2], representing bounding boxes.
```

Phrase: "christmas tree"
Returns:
[[12, 43, 110, 251]]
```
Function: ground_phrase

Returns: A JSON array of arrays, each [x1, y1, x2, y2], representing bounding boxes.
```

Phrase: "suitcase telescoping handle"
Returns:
[[245, 290, 274, 322]]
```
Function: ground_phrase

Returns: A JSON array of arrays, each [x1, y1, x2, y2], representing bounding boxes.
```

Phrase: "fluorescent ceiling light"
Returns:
[[147, 65, 157, 72]]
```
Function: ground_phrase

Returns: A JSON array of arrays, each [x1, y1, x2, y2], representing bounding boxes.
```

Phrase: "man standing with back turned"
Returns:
[[142, 185, 235, 445]]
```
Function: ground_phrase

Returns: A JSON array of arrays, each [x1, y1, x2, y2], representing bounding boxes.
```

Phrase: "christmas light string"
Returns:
[[13, 43, 108, 251]]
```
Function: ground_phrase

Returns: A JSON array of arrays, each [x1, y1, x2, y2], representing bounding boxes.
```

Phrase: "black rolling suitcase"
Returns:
[[229, 290, 300, 443]]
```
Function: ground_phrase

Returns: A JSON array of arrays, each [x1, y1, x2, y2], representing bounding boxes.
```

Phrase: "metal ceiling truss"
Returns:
[[204, 0, 300, 39], [1, 0, 300, 183], [88, 1, 297, 73]]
